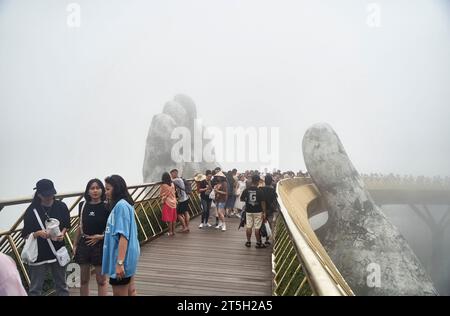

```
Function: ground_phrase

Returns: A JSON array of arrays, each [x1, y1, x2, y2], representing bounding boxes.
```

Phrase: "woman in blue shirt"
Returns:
[[102, 175, 140, 296]]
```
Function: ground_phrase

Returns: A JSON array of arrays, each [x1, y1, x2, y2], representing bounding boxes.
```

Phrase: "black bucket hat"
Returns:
[[34, 179, 57, 197]]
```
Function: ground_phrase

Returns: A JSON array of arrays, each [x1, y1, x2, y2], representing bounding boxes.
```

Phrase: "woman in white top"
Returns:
[[234, 174, 247, 215]]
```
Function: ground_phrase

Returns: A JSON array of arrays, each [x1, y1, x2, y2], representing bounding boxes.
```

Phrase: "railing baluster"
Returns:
[[147, 199, 163, 234], [281, 263, 301, 296], [7, 235, 30, 287]]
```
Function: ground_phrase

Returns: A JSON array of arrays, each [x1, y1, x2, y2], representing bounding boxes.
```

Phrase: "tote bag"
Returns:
[[21, 234, 38, 264]]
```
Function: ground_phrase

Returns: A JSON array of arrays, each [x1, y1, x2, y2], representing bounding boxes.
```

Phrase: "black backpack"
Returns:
[[260, 221, 268, 237], [182, 178, 192, 195], [238, 210, 246, 230]]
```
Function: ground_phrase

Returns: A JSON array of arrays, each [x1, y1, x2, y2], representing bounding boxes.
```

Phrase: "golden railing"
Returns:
[[0, 180, 202, 292], [272, 216, 313, 296], [273, 177, 354, 296]]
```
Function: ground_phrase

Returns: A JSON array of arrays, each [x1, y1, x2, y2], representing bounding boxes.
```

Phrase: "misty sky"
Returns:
[[1, 0, 450, 200]]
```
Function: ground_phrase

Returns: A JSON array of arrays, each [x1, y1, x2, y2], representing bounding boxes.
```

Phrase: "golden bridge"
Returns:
[[0, 177, 449, 296]]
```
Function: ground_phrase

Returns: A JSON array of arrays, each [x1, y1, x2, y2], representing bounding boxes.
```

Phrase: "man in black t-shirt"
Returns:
[[240, 174, 267, 248], [260, 174, 278, 245], [261, 174, 278, 216]]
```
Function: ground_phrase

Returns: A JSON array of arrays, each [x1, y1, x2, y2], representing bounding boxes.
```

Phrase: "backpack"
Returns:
[[238, 210, 246, 230], [183, 178, 192, 195], [175, 178, 192, 195], [260, 220, 267, 237], [173, 178, 193, 195]]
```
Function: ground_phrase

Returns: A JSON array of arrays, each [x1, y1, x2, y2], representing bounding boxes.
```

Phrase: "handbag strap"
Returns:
[[174, 182, 186, 192], [33, 208, 59, 257], [79, 201, 87, 236]]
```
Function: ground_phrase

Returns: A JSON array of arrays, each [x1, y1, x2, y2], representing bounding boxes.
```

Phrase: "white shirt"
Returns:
[[236, 180, 246, 196]]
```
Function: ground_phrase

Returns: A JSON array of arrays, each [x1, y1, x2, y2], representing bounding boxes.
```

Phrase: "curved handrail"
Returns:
[[0, 181, 170, 210], [276, 177, 354, 296]]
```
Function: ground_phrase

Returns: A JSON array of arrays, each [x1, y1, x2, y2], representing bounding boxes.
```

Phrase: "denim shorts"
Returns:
[[217, 202, 226, 209]]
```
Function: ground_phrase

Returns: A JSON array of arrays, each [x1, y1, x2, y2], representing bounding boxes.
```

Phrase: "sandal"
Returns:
[[245, 241, 251, 248], [255, 242, 267, 249]]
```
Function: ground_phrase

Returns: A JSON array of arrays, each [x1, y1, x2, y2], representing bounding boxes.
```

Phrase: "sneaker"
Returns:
[[221, 225, 227, 231], [206, 223, 212, 227], [215, 224, 222, 229], [198, 223, 204, 229]]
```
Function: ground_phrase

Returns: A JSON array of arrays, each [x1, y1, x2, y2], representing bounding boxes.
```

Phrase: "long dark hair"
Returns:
[[29, 192, 55, 221], [161, 172, 172, 186], [226, 171, 235, 186], [104, 175, 134, 209], [30, 192, 54, 209], [25, 191, 54, 234], [84, 178, 106, 202], [265, 174, 273, 186]]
